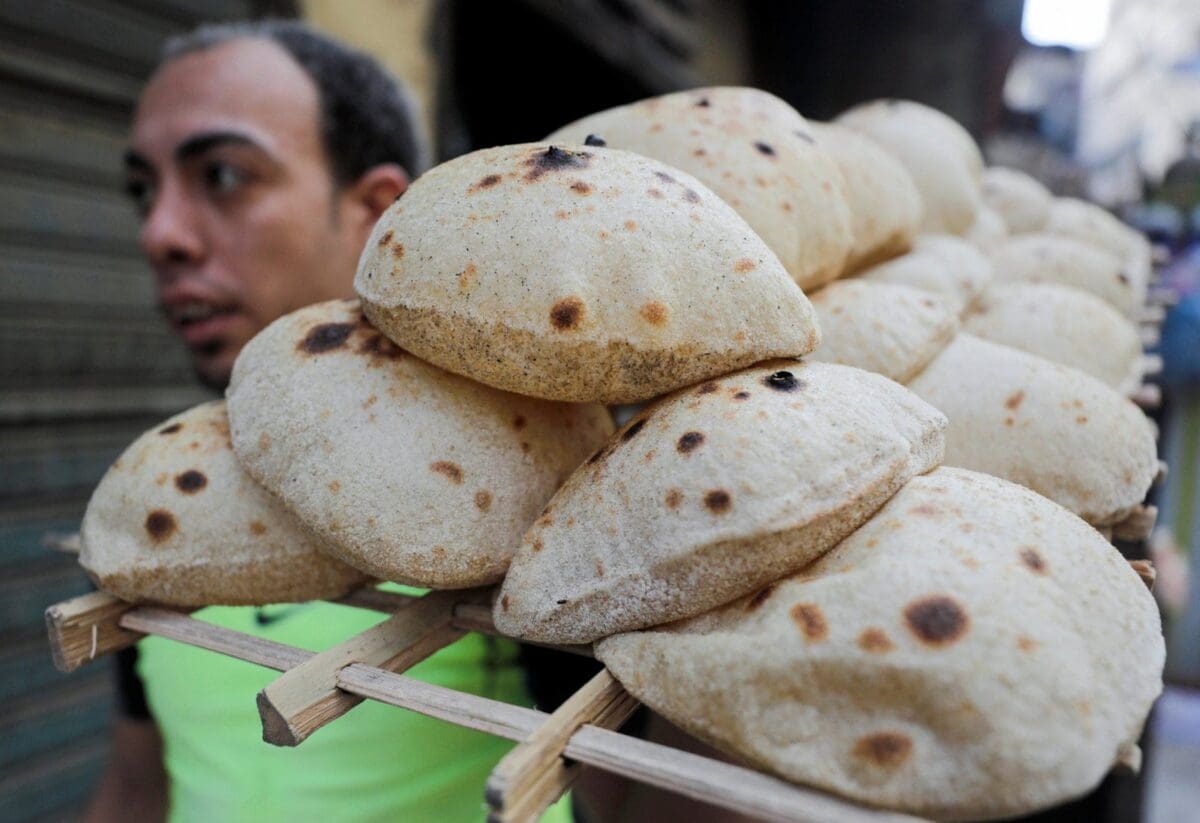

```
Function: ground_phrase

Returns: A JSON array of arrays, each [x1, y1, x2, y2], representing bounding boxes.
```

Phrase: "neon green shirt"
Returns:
[[137, 591, 571, 822]]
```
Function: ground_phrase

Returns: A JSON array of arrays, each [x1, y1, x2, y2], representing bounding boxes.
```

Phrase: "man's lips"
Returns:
[[162, 300, 241, 347], [177, 312, 240, 347]]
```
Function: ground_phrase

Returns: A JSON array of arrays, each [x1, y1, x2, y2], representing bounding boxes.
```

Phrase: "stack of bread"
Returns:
[[79, 86, 1163, 821]]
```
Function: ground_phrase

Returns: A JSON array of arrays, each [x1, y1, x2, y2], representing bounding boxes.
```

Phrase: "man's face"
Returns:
[[126, 39, 363, 389]]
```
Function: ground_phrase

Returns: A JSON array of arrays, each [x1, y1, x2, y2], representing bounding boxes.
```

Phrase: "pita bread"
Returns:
[[355, 142, 820, 404], [809, 280, 959, 384], [907, 334, 1157, 525], [966, 284, 1144, 396], [981, 167, 1051, 234], [597, 467, 1163, 822], [80, 401, 368, 606], [836, 100, 981, 234], [226, 300, 614, 588], [494, 360, 946, 644], [1046, 197, 1142, 261], [856, 234, 993, 316], [547, 88, 854, 290], [989, 233, 1138, 317], [963, 205, 1008, 253], [809, 122, 922, 273]]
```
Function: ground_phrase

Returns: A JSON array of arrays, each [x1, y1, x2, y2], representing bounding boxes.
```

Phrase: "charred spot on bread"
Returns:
[[754, 141, 776, 156], [904, 595, 969, 646], [299, 323, 354, 354], [145, 509, 177, 543], [790, 602, 828, 641], [584, 134, 607, 147], [703, 489, 732, 514], [472, 173, 502, 192], [665, 488, 684, 509], [858, 628, 894, 653], [640, 301, 669, 326], [159, 423, 182, 435], [175, 470, 207, 494], [550, 297, 585, 331], [677, 431, 705, 453], [853, 732, 912, 768], [570, 180, 593, 195], [1019, 547, 1048, 574], [430, 461, 464, 484], [525, 146, 591, 181], [765, 371, 803, 392]]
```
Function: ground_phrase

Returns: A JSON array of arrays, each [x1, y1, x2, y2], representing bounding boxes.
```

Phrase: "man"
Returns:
[[86, 21, 564, 822]]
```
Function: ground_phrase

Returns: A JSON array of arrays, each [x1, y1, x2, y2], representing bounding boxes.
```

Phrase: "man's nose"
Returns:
[[139, 181, 205, 272]]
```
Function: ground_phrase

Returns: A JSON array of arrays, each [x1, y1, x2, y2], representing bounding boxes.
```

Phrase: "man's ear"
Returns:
[[346, 163, 409, 225]]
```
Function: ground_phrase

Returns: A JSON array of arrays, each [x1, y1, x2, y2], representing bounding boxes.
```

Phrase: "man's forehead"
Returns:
[[131, 37, 321, 156]]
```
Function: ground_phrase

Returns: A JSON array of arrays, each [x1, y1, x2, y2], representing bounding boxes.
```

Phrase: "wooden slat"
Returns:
[[1133, 383, 1161, 410], [1141, 354, 1163, 377], [43, 588, 930, 822], [257, 589, 483, 746], [336, 666, 927, 823], [486, 669, 638, 822], [44, 590, 139, 672], [1111, 504, 1157, 542], [1156, 460, 1169, 485], [1129, 559, 1156, 590], [1146, 289, 1177, 308], [1138, 304, 1166, 325], [120, 608, 309, 671], [330, 585, 418, 613]]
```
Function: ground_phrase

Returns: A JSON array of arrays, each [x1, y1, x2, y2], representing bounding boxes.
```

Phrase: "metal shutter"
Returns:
[[0, 2, 259, 819]]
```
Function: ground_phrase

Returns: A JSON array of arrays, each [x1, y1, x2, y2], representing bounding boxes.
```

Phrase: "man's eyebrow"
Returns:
[[175, 130, 272, 162]]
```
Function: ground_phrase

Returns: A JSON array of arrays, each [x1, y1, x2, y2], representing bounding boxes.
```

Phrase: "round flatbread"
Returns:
[[80, 401, 368, 606], [1046, 197, 1142, 260], [808, 280, 959, 384], [494, 360, 946, 644], [856, 234, 993, 316], [981, 167, 1052, 234], [836, 99, 982, 234], [227, 299, 614, 588], [963, 205, 1009, 252], [547, 87, 855, 290], [966, 283, 1144, 396], [907, 334, 1157, 525], [355, 142, 820, 403], [989, 233, 1138, 318], [597, 467, 1163, 821], [810, 122, 922, 273]]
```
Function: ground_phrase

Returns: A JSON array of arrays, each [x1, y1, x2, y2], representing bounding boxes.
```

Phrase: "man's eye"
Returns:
[[205, 163, 247, 193], [124, 179, 155, 216]]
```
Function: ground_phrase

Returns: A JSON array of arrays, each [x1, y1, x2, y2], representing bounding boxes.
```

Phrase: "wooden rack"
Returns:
[[45, 587, 927, 823]]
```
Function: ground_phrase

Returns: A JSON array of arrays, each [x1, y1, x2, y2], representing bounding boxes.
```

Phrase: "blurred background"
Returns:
[[1, 0, 1199, 820]]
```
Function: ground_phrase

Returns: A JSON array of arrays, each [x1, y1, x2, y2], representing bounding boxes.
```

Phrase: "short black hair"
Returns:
[[161, 20, 428, 184]]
